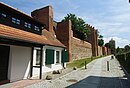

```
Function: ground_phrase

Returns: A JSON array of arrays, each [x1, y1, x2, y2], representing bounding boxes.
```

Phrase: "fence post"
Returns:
[[107, 61, 109, 71], [85, 61, 87, 69]]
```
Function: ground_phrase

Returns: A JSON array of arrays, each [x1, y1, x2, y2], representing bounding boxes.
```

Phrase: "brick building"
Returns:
[[31, 5, 111, 61], [32, 6, 92, 61], [0, 2, 112, 84], [0, 2, 69, 84]]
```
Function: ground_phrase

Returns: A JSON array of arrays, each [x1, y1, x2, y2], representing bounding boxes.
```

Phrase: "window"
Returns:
[[36, 49, 41, 65], [1, 13, 7, 17], [34, 26, 40, 31], [56, 51, 60, 63], [12, 17, 20, 25], [25, 22, 31, 28]]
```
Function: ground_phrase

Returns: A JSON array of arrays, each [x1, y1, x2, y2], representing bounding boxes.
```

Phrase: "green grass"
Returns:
[[66, 56, 103, 68]]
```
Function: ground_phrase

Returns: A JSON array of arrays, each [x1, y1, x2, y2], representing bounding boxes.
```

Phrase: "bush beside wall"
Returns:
[[126, 52, 130, 66], [116, 52, 130, 74]]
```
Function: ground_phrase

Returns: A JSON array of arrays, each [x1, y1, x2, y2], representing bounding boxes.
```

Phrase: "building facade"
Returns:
[[0, 2, 111, 84], [0, 2, 68, 84]]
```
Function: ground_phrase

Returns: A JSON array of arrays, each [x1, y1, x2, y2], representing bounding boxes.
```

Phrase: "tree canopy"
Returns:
[[98, 33, 104, 47], [62, 13, 90, 40], [124, 45, 130, 53], [116, 47, 124, 54], [105, 39, 116, 54], [105, 43, 110, 48]]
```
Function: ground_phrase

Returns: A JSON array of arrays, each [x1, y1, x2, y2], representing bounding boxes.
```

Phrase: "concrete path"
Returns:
[[26, 55, 130, 88]]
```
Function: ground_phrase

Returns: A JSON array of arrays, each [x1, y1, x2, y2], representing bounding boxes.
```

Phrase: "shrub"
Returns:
[[116, 54, 125, 63], [126, 52, 130, 66]]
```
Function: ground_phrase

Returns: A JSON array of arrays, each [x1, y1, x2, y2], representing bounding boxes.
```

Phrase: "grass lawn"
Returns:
[[66, 56, 103, 68]]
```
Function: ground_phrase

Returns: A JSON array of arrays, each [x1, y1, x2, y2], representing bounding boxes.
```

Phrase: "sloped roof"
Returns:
[[42, 29, 65, 47], [0, 24, 65, 48]]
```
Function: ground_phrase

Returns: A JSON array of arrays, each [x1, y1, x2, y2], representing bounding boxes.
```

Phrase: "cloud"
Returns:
[[103, 37, 130, 48]]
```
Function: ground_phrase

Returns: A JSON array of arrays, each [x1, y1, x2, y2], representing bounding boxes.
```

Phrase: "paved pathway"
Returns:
[[26, 55, 130, 88]]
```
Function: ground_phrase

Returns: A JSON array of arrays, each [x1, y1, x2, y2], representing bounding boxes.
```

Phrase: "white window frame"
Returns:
[[24, 22, 31, 29], [1, 13, 7, 17], [12, 17, 20, 25], [54, 50, 61, 64], [33, 47, 41, 66], [42, 49, 46, 66], [43, 46, 63, 65], [35, 49, 41, 65], [34, 26, 40, 31]]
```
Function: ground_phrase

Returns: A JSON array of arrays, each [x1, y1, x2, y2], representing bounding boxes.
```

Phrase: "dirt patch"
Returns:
[[66, 79, 78, 82]]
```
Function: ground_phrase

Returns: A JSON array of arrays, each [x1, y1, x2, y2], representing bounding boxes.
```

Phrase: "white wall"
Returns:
[[8, 46, 31, 82], [32, 46, 64, 76]]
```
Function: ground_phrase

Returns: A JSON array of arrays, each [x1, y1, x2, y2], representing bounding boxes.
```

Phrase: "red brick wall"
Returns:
[[31, 5, 100, 61], [107, 47, 111, 55], [55, 20, 92, 61], [98, 46, 103, 56], [87, 24, 98, 57], [71, 37, 92, 60], [31, 5, 55, 35], [102, 46, 107, 55], [56, 20, 72, 61]]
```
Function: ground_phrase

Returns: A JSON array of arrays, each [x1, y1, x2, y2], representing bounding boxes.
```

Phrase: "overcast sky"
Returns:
[[1, 0, 130, 48]]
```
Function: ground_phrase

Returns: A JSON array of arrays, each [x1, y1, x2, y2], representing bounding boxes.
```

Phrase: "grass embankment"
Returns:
[[67, 56, 103, 68]]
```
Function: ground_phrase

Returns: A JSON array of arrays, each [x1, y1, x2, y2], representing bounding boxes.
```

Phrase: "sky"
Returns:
[[1, 0, 130, 48]]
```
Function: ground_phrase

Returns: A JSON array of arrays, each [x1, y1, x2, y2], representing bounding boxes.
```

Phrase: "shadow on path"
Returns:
[[67, 76, 130, 88]]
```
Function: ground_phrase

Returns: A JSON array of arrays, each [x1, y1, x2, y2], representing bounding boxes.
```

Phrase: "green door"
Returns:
[[45, 49, 54, 65], [61, 50, 69, 63]]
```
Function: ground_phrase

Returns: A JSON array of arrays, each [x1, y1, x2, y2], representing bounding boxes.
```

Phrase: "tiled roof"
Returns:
[[0, 24, 65, 47], [42, 29, 65, 47]]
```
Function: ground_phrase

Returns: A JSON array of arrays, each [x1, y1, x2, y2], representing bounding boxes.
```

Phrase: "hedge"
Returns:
[[126, 52, 130, 66], [116, 52, 130, 67]]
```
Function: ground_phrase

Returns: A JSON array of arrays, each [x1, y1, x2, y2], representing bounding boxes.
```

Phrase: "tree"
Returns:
[[62, 13, 90, 40], [105, 43, 110, 48], [109, 39, 116, 54], [98, 39, 104, 47], [116, 47, 124, 54], [124, 45, 130, 53], [105, 39, 116, 54], [98, 34, 104, 47]]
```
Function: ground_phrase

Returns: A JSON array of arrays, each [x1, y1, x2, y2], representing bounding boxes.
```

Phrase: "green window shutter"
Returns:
[[45, 49, 54, 65], [61, 50, 69, 63]]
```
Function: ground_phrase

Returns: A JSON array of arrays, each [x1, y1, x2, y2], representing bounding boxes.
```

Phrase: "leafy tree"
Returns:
[[98, 34, 104, 47], [109, 39, 116, 54], [99, 35, 103, 38], [62, 13, 90, 40], [98, 39, 104, 47], [124, 45, 130, 53], [105, 39, 116, 54], [116, 47, 120, 54], [116, 47, 124, 54], [105, 43, 110, 48]]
